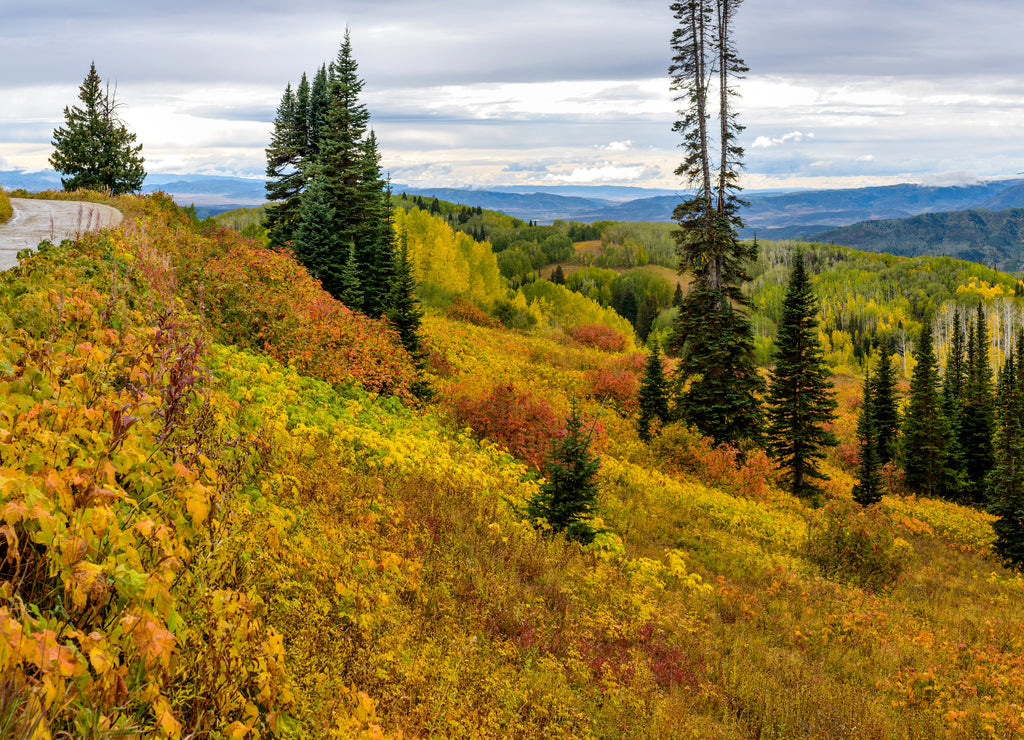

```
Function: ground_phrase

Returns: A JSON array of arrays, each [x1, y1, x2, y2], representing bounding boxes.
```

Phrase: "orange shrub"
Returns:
[[452, 382, 564, 470], [586, 353, 644, 414], [567, 323, 628, 353], [651, 424, 778, 500], [445, 296, 500, 328]]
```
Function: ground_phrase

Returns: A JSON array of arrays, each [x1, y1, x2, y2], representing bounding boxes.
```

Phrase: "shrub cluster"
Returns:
[[806, 498, 910, 591], [452, 382, 564, 470], [567, 323, 629, 352]]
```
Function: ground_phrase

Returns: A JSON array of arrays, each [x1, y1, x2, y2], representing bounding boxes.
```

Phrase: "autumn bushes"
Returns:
[[125, 194, 419, 400], [0, 230, 291, 736], [0, 189, 11, 224]]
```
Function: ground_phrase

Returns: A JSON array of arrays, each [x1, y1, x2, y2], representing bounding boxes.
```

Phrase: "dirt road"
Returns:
[[0, 198, 123, 270]]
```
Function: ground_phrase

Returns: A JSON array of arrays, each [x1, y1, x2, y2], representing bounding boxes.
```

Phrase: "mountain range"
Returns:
[[6, 170, 1024, 268]]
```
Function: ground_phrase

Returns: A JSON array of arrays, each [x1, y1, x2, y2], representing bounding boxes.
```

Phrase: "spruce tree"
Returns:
[[637, 344, 671, 442], [900, 320, 957, 498], [339, 242, 363, 309], [50, 62, 145, 195], [990, 337, 1024, 568], [636, 293, 661, 344], [291, 173, 341, 293], [960, 303, 995, 504], [525, 399, 602, 544], [263, 83, 305, 249], [307, 64, 330, 161], [853, 365, 883, 506], [355, 133, 397, 318], [667, 0, 762, 446], [552, 264, 566, 285], [385, 234, 425, 361], [764, 250, 838, 502], [870, 339, 900, 466]]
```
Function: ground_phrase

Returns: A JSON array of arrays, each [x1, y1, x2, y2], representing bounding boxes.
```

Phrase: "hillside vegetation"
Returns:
[[0, 189, 12, 224], [4, 193, 1024, 738]]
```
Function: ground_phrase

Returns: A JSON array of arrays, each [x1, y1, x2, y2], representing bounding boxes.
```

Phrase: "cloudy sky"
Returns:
[[3, 0, 1024, 192]]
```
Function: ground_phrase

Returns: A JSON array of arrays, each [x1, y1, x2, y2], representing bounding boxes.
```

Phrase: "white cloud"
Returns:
[[752, 130, 813, 149], [857, 154, 875, 162], [544, 163, 648, 183], [604, 140, 632, 151]]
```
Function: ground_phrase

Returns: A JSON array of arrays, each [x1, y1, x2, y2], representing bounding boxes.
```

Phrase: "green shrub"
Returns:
[[806, 498, 910, 591]]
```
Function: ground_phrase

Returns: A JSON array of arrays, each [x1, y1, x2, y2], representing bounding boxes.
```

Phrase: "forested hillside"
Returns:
[[812, 208, 1024, 271], [5, 181, 1024, 738]]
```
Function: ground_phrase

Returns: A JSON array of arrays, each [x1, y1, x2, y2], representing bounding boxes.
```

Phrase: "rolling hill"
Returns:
[[811, 207, 1024, 271]]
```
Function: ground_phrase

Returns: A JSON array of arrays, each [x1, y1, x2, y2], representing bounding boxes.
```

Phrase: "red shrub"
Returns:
[[586, 358, 641, 415], [567, 323, 628, 353], [452, 382, 564, 470]]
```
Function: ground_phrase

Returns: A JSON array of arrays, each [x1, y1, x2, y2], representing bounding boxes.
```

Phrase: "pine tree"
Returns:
[[552, 264, 566, 285], [764, 250, 838, 502], [263, 83, 305, 249], [291, 173, 341, 293], [668, 0, 762, 446], [338, 242, 363, 309], [355, 133, 397, 318], [637, 345, 671, 442], [960, 303, 996, 504], [635, 293, 661, 344], [50, 62, 145, 195], [870, 339, 900, 466], [672, 281, 684, 308], [385, 233, 425, 361], [307, 64, 330, 161], [990, 334, 1024, 567], [853, 365, 883, 506], [525, 399, 602, 543], [900, 319, 957, 498]]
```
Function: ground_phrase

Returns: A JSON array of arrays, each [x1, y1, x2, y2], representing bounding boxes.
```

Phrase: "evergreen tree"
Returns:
[[525, 399, 601, 543], [354, 133, 396, 317], [552, 264, 566, 285], [338, 242, 363, 309], [764, 251, 838, 502], [307, 64, 330, 161], [637, 345, 671, 442], [635, 293, 661, 344], [668, 0, 762, 446], [990, 335, 1024, 568], [900, 320, 957, 498], [263, 83, 305, 248], [385, 233, 425, 361], [853, 365, 883, 506], [50, 62, 145, 195], [291, 173, 341, 293], [870, 339, 900, 466], [960, 303, 996, 504], [672, 281, 684, 308]]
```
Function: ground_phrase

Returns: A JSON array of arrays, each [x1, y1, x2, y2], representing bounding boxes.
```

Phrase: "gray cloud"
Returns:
[[3, 1, 1024, 186]]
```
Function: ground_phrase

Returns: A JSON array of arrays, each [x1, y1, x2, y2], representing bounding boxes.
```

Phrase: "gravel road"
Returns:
[[0, 198, 123, 270]]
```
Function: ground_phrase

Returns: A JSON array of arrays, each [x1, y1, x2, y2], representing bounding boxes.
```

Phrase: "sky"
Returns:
[[3, 0, 1024, 192]]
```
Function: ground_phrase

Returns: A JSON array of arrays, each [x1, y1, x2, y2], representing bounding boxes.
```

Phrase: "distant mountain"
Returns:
[[8, 169, 1024, 247], [811, 208, 1024, 272], [0, 170, 267, 216]]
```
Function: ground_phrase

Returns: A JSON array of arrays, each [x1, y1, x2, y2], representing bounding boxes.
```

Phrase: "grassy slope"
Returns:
[[3, 194, 1024, 738]]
